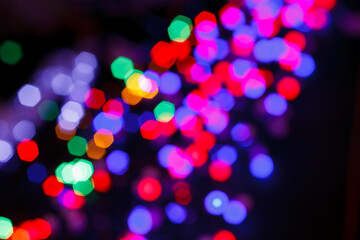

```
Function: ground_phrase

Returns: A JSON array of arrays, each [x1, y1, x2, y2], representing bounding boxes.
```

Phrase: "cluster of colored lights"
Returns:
[[0, 216, 51, 240], [0, 0, 337, 239]]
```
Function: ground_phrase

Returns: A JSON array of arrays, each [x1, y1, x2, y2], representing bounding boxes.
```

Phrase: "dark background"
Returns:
[[0, 0, 359, 239]]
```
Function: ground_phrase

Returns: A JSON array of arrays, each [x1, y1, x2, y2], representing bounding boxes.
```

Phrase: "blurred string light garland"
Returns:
[[0, 0, 337, 239]]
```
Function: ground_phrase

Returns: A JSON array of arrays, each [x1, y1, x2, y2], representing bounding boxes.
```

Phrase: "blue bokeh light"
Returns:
[[293, 53, 315, 78], [204, 190, 229, 215], [212, 145, 238, 165], [159, 72, 182, 95], [106, 150, 130, 175], [263, 93, 288, 116], [128, 206, 153, 235], [223, 200, 247, 225], [249, 153, 274, 179], [212, 89, 235, 111], [27, 162, 47, 183], [93, 112, 123, 134], [165, 202, 187, 224], [231, 122, 251, 142]]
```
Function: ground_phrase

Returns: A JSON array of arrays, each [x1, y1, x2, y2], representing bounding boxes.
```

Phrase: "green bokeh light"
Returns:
[[111, 56, 134, 80], [73, 179, 94, 196], [168, 15, 193, 42], [67, 136, 88, 156], [154, 101, 175, 123], [55, 159, 93, 184], [0, 217, 13, 239], [56, 162, 76, 184], [38, 100, 59, 121], [0, 40, 23, 65], [73, 159, 94, 182]]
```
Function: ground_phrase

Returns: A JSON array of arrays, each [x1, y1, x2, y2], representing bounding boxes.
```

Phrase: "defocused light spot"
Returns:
[[58, 189, 85, 210], [154, 101, 175, 123], [73, 179, 94, 196], [17, 139, 39, 162], [231, 122, 252, 143], [93, 112, 123, 134], [219, 5, 245, 30], [0, 217, 13, 239], [168, 15, 193, 42], [84, 88, 105, 109], [137, 177, 162, 201], [213, 230, 236, 240], [293, 53, 315, 77], [204, 190, 229, 215], [17, 84, 41, 107], [51, 73, 73, 96], [42, 175, 64, 197], [10, 227, 30, 240], [128, 206, 153, 235], [111, 56, 134, 80], [13, 120, 36, 141], [249, 153, 274, 178], [86, 139, 106, 160], [223, 200, 247, 225], [0, 140, 13, 163], [27, 163, 47, 183], [212, 145, 238, 165], [67, 136, 88, 156], [106, 150, 130, 175], [38, 100, 59, 121], [263, 93, 288, 116], [92, 169, 112, 193], [150, 41, 176, 68], [0, 40, 22, 65], [94, 129, 114, 148], [209, 160, 232, 182], [165, 202, 187, 224], [276, 76, 301, 100]]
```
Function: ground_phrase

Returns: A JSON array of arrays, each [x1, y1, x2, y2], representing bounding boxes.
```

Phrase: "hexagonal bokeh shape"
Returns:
[[17, 139, 39, 162], [168, 15, 192, 42], [67, 136, 88, 156], [94, 129, 114, 148], [17, 84, 41, 107], [0, 217, 13, 239], [154, 101, 175, 123]]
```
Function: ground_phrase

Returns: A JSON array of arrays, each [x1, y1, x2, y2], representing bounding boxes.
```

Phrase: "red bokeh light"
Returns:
[[137, 177, 162, 201], [140, 120, 160, 140], [92, 169, 112, 193], [17, 139, 39, 162], [150, 41, 177, 68], [158, 119, 177, 137], [276, 76, 301, 100], [209, 160, 232, 182], [42, 175, 64, 197], [103, 99, 124, 118], [194, 131, 216, 150], [31, 218, 52, 239], [195, 11, 217, 26], [213, 230, 236, 240], [314, 0, 336, 11], [84, 88, 106, 109], [173, 181, 192, 205], [186, 144, 208, 167], [284, 31, 306, 51], [171, 41, 192, 60], [199, 74, 222, 96]]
